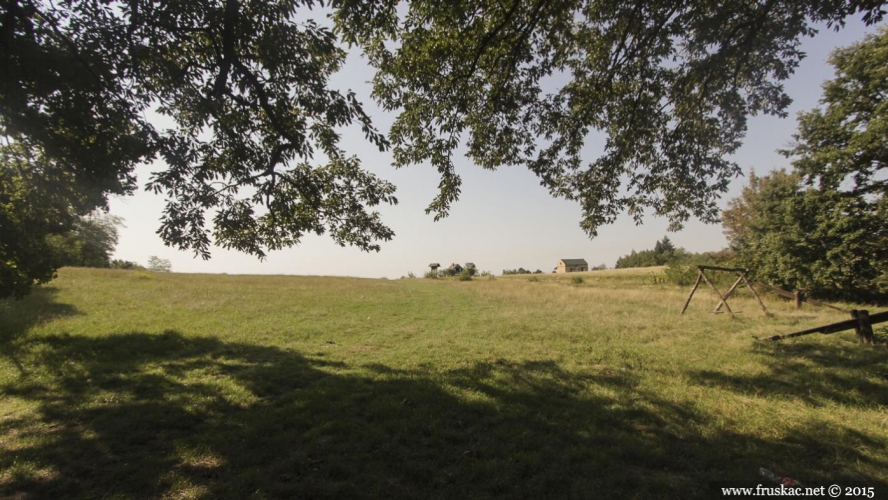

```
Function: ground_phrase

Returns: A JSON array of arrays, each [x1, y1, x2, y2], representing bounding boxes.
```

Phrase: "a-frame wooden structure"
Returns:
[[679, 265, 771, 317]]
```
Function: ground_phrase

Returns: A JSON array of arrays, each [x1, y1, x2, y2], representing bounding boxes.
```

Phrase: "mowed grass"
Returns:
[[1, 268, 887, 499]]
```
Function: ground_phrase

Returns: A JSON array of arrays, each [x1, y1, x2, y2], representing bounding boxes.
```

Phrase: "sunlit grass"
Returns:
[[1, 267, 886, 499]]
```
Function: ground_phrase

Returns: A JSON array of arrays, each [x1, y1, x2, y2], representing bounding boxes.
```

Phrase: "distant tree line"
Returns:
[[46, 213, 121, 269], [613, 236, 735, 286], [42, 213, 173, 274], [0, 201, 172, 298], [110, 259, 144, 270], [425, 263, 483, 280], [502, 268, 543, 275], [1, 209, 124, 298], [614, 236, 678, 269]]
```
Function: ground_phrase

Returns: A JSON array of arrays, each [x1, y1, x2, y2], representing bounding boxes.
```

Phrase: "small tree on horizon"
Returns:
[[147, 256, 172, 273]]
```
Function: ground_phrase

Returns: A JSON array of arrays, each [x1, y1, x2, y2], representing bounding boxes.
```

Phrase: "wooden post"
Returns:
[[851, 310, 861, 340], [713, 275, 744, 313], [794, 291, 802, 309], [699, 269, 735, 318], [680, 272, 703, 315], [764, 309, 888, 341], [858, 310, 874, 345], [740, 275, 772, 317]]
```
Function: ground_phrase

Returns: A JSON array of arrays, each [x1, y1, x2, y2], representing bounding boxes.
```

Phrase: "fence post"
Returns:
[[851, 310, 861, 340], [794, 291, 802, 309], [858, 310, 874, 345]]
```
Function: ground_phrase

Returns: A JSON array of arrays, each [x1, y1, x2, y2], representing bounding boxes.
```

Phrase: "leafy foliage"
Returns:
[[4, 0, 887, 299], [786, 28, 888, 202], [2, 0, 397, 265], [653, 236, 675, 257], [502, 268, 533, 275], [663, 261, 699, 287], [464, 262, 478, 277], [724, 170, 887, 303], [662, 248, 736, 286], [1, 143, 124, 298], [110, 260, 145, 271], [781, 28, 888, 302], [724, 30, 888, 303], [335, 0, 886, 235], [46, 213, 122, 269], [615, 236, 676, 268], [663, 30, 888, 298], [0, 143, 91, 298]]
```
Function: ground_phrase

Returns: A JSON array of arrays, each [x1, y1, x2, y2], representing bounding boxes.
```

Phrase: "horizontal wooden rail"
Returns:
[[696, 265, 748, 273], [751, 282, 849, 313], [762, 310, 888, 342]]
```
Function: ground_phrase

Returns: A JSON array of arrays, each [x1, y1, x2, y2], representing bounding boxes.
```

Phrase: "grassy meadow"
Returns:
[[1, 267, 887, 499]]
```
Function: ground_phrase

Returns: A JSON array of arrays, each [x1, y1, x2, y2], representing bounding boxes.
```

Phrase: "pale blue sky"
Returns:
[[109, 18, 879, 277]]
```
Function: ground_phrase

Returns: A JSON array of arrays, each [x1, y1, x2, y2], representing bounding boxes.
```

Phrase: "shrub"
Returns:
[[663, 261, 698, 286], [571, 276, 584, 285], [528, 276, 540, 282], [407, 271, 416, 278], [464, 263, 477, 276], [502, 268, 532, 275], [424, 270, 438, 279], [646, 272, 668, 285], [458, 269, 473, 281], [110, 259, 144, 270]]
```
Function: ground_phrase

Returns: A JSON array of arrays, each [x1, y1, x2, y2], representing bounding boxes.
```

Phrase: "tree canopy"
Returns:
[[0, 143, 88, 298], [785, 27, 888, 202], [334, 0, 885, 234], [724, 170, 887, 303], [724, 28, 888, 303], [3, 0, 887, 298], [615, 236, 677, 268], [1, 138, 124, 297], [2, 0, 397, 264], [46, 212, 122, 269]]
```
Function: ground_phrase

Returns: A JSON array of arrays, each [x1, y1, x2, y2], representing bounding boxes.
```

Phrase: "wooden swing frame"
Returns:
[[679, 266, 771, 318]]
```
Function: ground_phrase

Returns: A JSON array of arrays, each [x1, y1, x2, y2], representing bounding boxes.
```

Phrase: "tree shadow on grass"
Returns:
[[1, 330, 886, 499], [0, 286, 81, 342], [0, 286, 81, 376], [692, 339, 888, 407]]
